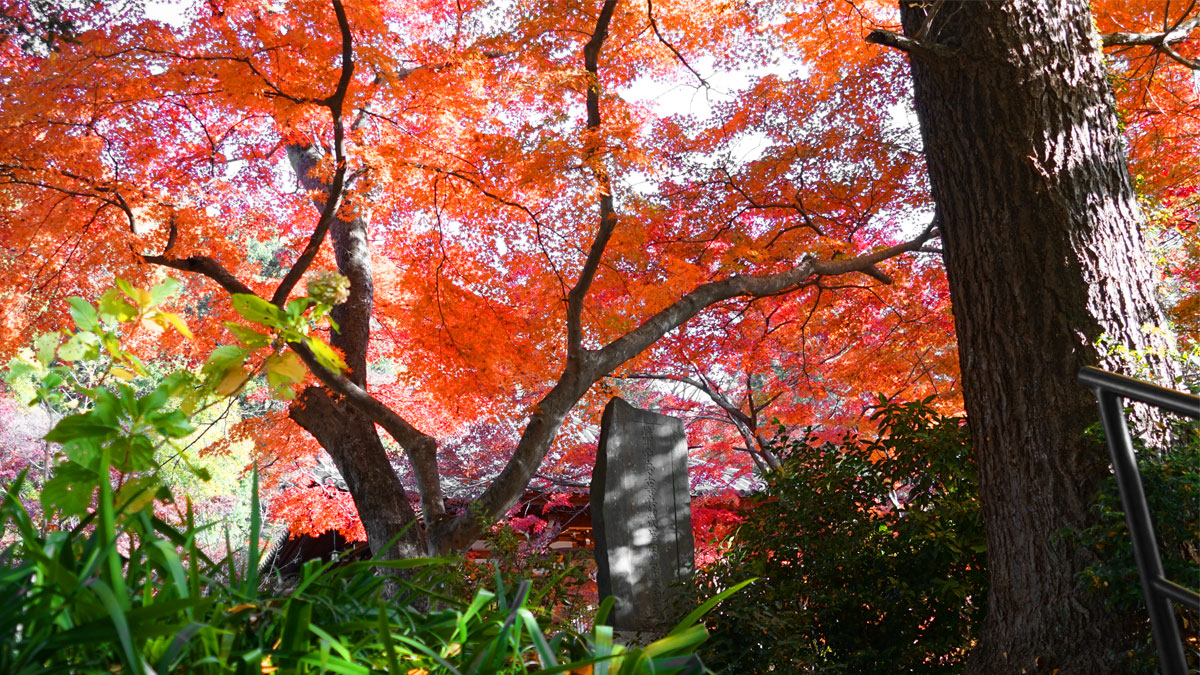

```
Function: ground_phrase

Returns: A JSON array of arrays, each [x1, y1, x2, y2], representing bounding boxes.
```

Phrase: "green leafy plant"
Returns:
[[0, 465, 735, 673], [0, 277, 739, 673], [696, 397, 988, 673]]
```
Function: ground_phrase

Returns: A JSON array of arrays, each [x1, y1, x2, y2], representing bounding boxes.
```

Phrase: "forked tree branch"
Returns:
[[288, 341, 443, 519], [271, 0, 356, 306], [566, 0, 620, 366], [1101, 13, 1200, 70], [432, 222, 938, 550]]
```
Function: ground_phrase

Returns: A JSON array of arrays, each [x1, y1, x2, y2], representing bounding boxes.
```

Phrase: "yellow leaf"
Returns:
[[157, 311, 195, 339], [215, 367, 248, 396], [110, 368, 136, 381], [266, 351, 306, 382]]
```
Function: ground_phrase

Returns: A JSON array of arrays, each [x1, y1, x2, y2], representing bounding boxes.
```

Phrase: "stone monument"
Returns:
[[590, 397, 695, 633]]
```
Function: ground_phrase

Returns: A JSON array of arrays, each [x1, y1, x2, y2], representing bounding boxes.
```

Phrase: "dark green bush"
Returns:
[[1068, 422, 1200, 673], [696, 397, 987, 673]]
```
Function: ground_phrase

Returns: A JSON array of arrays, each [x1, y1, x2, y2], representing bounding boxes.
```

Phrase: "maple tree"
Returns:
[[0, 0, 945, 559], [0, 0, 1194, 668]]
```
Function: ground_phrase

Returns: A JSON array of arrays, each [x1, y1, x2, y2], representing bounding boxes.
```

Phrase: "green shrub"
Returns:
[[696, 397, 987, 673], [1068, 422, 1200, 673]]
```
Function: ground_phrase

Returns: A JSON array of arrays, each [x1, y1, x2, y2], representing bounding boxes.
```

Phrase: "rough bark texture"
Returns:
[[288, 389, 426, 559], [286, 143, 428, 559], [893, 1, 1178, 672]]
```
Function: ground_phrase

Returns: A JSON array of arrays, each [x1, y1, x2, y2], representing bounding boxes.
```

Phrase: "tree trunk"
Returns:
[[892, 1, 1178, 672], [286, 143, 428, 559], [289, 389, 427, 559]]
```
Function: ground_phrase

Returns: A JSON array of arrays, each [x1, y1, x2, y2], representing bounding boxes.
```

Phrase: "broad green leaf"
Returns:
[[115, 475, 161, 514], [100, 288, 139, 322], [153, 311, 194, 340], [267, 373, 296, 400], [58, 331, 100, 362], [147, 410, 195, 438], [214, 367, 248, 396], [45, 412, 121, 444], [149, 277, 182, 305], [111, 367, 136, 381], [231, 294, 284, 328], [224, 321, 272, 348], [4, 359, 35, 384], [266, 351, 306, 382], [67, 297, 99, 331], [34, 331, 60, 366], [137, 382, 171, 417], [202, 345, 250, 378], [42, 461, 99, 517], [42, 370, 64, 390], [116, 277, 152, 308], [110, 435, 156, 474], [160, 370, 198, 397], [89, 387, 124, 426], [286, 296, 314, 319]]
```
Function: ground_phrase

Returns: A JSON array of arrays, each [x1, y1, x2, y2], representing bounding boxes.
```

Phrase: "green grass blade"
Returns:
[[307, 623, 355, 662], [518, 607, 558, 669], [593, 624, 614, 675], [377, 600, 401, 675], [645, 624, 708, 659], [87, 577, 143, 675], [594, 595, 616, 627], [295, 654, 370, 675], [667, 577, 756, 637], [280, 599, 313, 654], [97, 450, 129, 610], [245, 464, 261, 594], [389, 633, 463, 675]]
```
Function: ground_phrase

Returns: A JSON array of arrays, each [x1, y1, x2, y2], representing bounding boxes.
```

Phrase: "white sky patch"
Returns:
[[144, 0, 198, 28], [621, 54, 810, 121]]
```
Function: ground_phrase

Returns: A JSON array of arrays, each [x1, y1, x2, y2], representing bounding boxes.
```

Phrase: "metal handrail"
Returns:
[[1078, 366, 1200, 675]]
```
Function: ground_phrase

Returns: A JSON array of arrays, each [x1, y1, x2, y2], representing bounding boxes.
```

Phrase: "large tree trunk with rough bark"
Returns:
[[878, 1, 1179, 672], [288, 390, 427, 559]]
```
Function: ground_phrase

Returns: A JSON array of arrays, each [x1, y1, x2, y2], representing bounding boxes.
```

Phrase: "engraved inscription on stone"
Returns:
[[591, 397, 695, 633]]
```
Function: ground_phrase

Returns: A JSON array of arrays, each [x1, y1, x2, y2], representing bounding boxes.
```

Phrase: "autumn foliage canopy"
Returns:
[[0, 0, 1193, 551]]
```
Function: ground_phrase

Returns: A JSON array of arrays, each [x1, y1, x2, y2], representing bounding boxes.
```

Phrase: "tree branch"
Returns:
[[1102, 13, 1200, 70], [592, 226, 935, 377], [566, 0, 620, 366], [428, 224, 936, 550], [646, 0, 707, 86], [289, 341, 446, 522], [865, 28, 954, 62], [271, 0, 356, 306], [143, 254, 256, 297], [142, 215, 256, 296], [1101, 13, 1198, 47]]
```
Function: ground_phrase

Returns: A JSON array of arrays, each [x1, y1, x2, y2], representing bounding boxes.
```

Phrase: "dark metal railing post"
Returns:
[[1078, 366, 1200, 675]]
